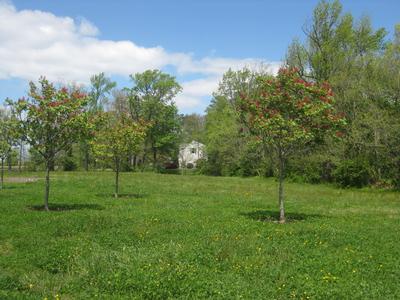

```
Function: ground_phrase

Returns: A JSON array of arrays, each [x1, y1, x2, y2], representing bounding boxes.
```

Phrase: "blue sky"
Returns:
[[0, 0, 399, 114]]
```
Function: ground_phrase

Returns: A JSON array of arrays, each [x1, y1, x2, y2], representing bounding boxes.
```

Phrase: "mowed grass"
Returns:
[[0, 172, 399, 299]]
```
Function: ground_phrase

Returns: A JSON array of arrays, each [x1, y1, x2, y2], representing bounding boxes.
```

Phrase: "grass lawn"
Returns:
[[0, 171, 399, 299]]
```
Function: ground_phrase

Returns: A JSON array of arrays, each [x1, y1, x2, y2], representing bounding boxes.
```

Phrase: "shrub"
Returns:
[[62, 156, 77, 171], [333, 159, 372, 188], [287, 154, 335, 184]]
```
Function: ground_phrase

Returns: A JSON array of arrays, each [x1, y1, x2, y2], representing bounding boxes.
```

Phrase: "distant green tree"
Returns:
[[80, 73, 117, 171], [181, 113, 205, 143], [204, 95, 242, 176], [88, 72, 116, 112], [125, 70, 182, 169], [203, 68, 269, 176]]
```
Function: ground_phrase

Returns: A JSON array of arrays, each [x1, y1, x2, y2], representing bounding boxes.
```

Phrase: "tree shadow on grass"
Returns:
[[241, 210, 324, 223], [95, 193, 147, 199], [28, 203, 104, 211]]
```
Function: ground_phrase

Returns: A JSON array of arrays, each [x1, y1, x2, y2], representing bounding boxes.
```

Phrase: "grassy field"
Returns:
[[0, 171, 399, 299]]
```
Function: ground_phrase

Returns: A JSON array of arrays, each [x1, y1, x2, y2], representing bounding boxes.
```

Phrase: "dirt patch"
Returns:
[[4, 177, 40, 183]]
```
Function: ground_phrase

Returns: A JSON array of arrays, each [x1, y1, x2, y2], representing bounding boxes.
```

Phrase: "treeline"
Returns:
[[0, 70, 190, 174], [1, 0, 399, 191], [199, 0, 400, 188]]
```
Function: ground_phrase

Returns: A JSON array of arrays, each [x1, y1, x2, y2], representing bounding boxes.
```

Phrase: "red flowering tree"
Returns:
[[237, 68, 346, 223], [11, 77, 89, 210]]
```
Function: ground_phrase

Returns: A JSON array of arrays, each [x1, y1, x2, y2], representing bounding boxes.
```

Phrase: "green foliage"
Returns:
[[10, 77, 90, 168], [1, 172, 400, 298], [181, 113, 205, 143], [0, 107, 18, 163], [287, 153, 336, 184], [126, 70, 182, 168], [203, 96, 241, 176], [61, 155, 78, 171], [333, 159, 372, 188], [88, 72, 116, 112], [282, 1, 400, 188], [91, 112, 147, 170]]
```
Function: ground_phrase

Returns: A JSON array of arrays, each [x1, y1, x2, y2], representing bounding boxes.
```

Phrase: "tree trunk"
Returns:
[[48, 160, 55, 171], [7, 155, 11, 171], [1, 158, 4, 190], [133, 155, 137, 171], [141, 153, 147, 171], [278, 151, 286, 223], [115, 160, 119, 198], [153, 149, 157, 171], [84, 152, 89, 171], [44, 165, 50, 211], [19, 141, 23, 172]]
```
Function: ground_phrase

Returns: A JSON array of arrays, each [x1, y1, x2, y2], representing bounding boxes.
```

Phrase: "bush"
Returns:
[[237, 145, 263, 177], [333, 159, 372, 188], [62, 156, 77, 171], [287, 154, 334, 184]]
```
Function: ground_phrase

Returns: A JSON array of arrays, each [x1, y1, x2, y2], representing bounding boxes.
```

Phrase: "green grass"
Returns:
[[0, 172, 399, 299]]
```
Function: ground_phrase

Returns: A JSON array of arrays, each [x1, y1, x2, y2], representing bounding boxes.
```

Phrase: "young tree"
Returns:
[[91, 112, 146, 198], [236, 68, 346, 223], [0, 108, 17, 189], [0, 139, 7, 190], [11, 77, 89, 210]]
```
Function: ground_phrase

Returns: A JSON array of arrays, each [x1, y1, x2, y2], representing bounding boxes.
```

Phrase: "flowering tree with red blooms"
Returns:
[[10, 77, 89, 210], [237, 68, 346, 223]]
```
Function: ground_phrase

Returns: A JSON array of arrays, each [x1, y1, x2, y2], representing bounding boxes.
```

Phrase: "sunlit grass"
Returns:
[[0, 171, 399, 299]]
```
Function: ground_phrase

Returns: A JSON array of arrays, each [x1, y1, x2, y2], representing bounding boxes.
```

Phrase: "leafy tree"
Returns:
[[88, 72, 117, 112], [10, 77, 89, 210], [203, 68, 271, 177], [204, 95, 242, 176], [181, 113, 205, 143], [0, 107, 18, 189], [80, 73, 116, 171], [125, 70, 182, 169], [284, 0, 390, 185], [236, 68, 346, 223], [91, 112, 146, 198]]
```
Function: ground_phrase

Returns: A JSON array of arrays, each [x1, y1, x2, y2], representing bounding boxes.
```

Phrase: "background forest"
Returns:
[[1, 0, 400, 189]]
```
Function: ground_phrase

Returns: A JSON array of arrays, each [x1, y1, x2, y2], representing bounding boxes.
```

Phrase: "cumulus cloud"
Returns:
[[176, 57, 281, 76], [175, 77, 220, 111], [0, 1, 281, 112]]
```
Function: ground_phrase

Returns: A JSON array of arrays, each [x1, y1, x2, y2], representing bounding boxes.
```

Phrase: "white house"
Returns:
[[178, 140, 205, 168]]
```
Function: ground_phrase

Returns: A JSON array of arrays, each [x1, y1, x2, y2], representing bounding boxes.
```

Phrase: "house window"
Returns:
[[191, 148, 196, 154]]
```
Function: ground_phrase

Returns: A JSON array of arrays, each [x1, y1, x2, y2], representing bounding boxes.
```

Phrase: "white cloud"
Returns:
[[0, 2, 179, 82], [175, 77, 220, 111], [78, 18, 99, 36], [0, 1, 281, 112], [176, 57, 281, 75]]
